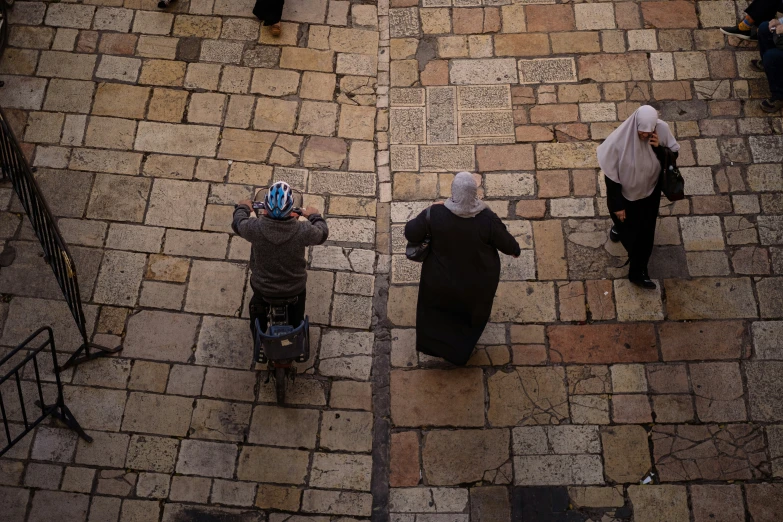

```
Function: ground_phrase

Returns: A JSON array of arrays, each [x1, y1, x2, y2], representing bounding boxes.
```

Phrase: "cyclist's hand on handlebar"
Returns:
[[238, 199, 253, 209], [301, 206, 320, 217]]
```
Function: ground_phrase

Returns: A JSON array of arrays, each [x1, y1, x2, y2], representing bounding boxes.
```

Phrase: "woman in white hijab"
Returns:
[[597, 105, 680, 289], [404, 172, 520, 366]]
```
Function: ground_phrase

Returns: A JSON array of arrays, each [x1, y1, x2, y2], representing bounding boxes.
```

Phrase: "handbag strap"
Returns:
[[425, 206, 432, 237]]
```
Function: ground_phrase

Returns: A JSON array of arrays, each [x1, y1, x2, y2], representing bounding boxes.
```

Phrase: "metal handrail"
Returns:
[[0, 326, 92, 458], [0, 106, 122, 368]]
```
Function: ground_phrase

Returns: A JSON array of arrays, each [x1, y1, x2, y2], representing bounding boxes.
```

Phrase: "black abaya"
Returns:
[[404, 205, 521, 366], [254, 0, 285, 26]]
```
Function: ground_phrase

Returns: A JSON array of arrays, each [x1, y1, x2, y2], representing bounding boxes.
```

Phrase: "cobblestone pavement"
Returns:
[[1, 0, 783, 520]]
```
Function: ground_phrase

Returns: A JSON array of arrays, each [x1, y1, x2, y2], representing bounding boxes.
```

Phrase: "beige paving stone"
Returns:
[[514, 455, 603, 486], [36, 51, 96, 80], [491, 282, 556, 322], [389, 487, 469, 514], [123, 310, 199, 362], [168, 476, 212, 503], [43, 79, 95, 113], [601, 425, 652, 483], [253, 97, 298, 133], [300, 71, 337, 101], [122, 393, 193, 436], [139, 60, 186, 87], [628, 485, 689, 522], [96, 55, 141, 82], [132, 10, 173, 35], [336, 53, 379, 76], [135, 122, 219, 157], [237, 446, 309, 484], [128, 361, 169, 393], [176, 440, 237, 479], [680, 216, 724, 251], [569, 486, 625, 508], [613, 279, 664, 321], [187, 93, 227, 125], [165, 365, 206, 397], [184, 260, 246, 315], [219, 129, 276, 162], [93, 250, 147, 306], [423, 429, 510, 485], [190, 399, 252, 442], [310, 453, 372, 491], [84, 117, 137, 150], [147, 88, 189, 122], [339, 105, 377, 140], [145, 179, 209, 230], [280, 47, 334, 72], [487, 366, 569, 426], [136, 35, 178, 60], [297, 101, 339, 136], [301, 490, 372, 517], [247, 405, 320, 448]]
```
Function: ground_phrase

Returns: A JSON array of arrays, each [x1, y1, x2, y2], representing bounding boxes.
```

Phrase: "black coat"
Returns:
[[404, 205, 521, 365]]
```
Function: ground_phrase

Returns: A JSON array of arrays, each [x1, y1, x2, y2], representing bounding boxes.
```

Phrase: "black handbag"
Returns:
[[657, 147, 685, 201], [405, 206, 432, 262]]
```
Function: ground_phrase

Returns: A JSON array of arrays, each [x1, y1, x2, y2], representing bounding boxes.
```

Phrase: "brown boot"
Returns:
[[271, 23, 281, 37]]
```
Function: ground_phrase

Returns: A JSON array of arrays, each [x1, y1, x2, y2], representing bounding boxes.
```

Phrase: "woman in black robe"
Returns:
[[253, 0, 284, 36], [404, 172, 521, 366]]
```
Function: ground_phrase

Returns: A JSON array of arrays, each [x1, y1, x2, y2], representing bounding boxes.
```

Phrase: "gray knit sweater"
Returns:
[[232, 205, 328, 297]]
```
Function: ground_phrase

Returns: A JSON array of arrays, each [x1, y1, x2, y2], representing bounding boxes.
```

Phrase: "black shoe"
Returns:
[[629, 275, 657, 290], [761, 98, 783, 113], [609, 226, 621, 243], [720, 25, 754, 40], [750, 59, 765, 72]]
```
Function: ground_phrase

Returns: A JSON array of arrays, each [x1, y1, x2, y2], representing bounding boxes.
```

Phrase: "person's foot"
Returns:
[[271, 23, 281, 37], [609, 226, 621, 243], [629, 272, 656, 290], [720, 25, 754, 40], [761, 98, 783, 113], [750, 59, 765, 72]]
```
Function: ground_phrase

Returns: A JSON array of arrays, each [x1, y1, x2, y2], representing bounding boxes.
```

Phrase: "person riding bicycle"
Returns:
[[233, 181, 328, 341]]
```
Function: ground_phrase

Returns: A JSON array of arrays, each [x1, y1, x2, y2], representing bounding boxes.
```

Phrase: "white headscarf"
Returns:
[[445, 172, 487, 218], [597, 105, 680, 202]]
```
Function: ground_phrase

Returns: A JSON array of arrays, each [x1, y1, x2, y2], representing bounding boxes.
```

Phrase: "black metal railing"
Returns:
[[0, 1, 8, 60], [0, 107, 121, 368], [0, 327, 91, 457]]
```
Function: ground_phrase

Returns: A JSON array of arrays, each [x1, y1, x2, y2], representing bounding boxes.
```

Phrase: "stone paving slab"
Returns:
[[0, 0, 782, 521]]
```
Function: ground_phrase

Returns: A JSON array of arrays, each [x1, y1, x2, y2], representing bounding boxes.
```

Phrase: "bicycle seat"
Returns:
[[265, 296, 298, 306]]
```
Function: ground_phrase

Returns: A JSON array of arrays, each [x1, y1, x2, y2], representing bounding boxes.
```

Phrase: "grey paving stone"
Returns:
[[121, 392, 193, 437], [92, 250, 147, 306], [184, 260, 246, 316], [28, 491, 89, 522], [247, 405, 320, 449], [195, 316, 252, 369], [176, 439, 237, 478], [145, 179, 209, 230], [190, 399, 252, 442], [123, 310, 199, 362]]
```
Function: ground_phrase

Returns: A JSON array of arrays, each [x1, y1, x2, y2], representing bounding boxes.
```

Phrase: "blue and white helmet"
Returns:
[[264, 181, 295, 219]]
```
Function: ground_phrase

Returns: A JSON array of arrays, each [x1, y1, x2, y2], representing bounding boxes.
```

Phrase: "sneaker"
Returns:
[[761, 98, 783, 113], [750, 59, 765, 72], [609, 226, 621, 243], [720, 25, 754, 40]]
